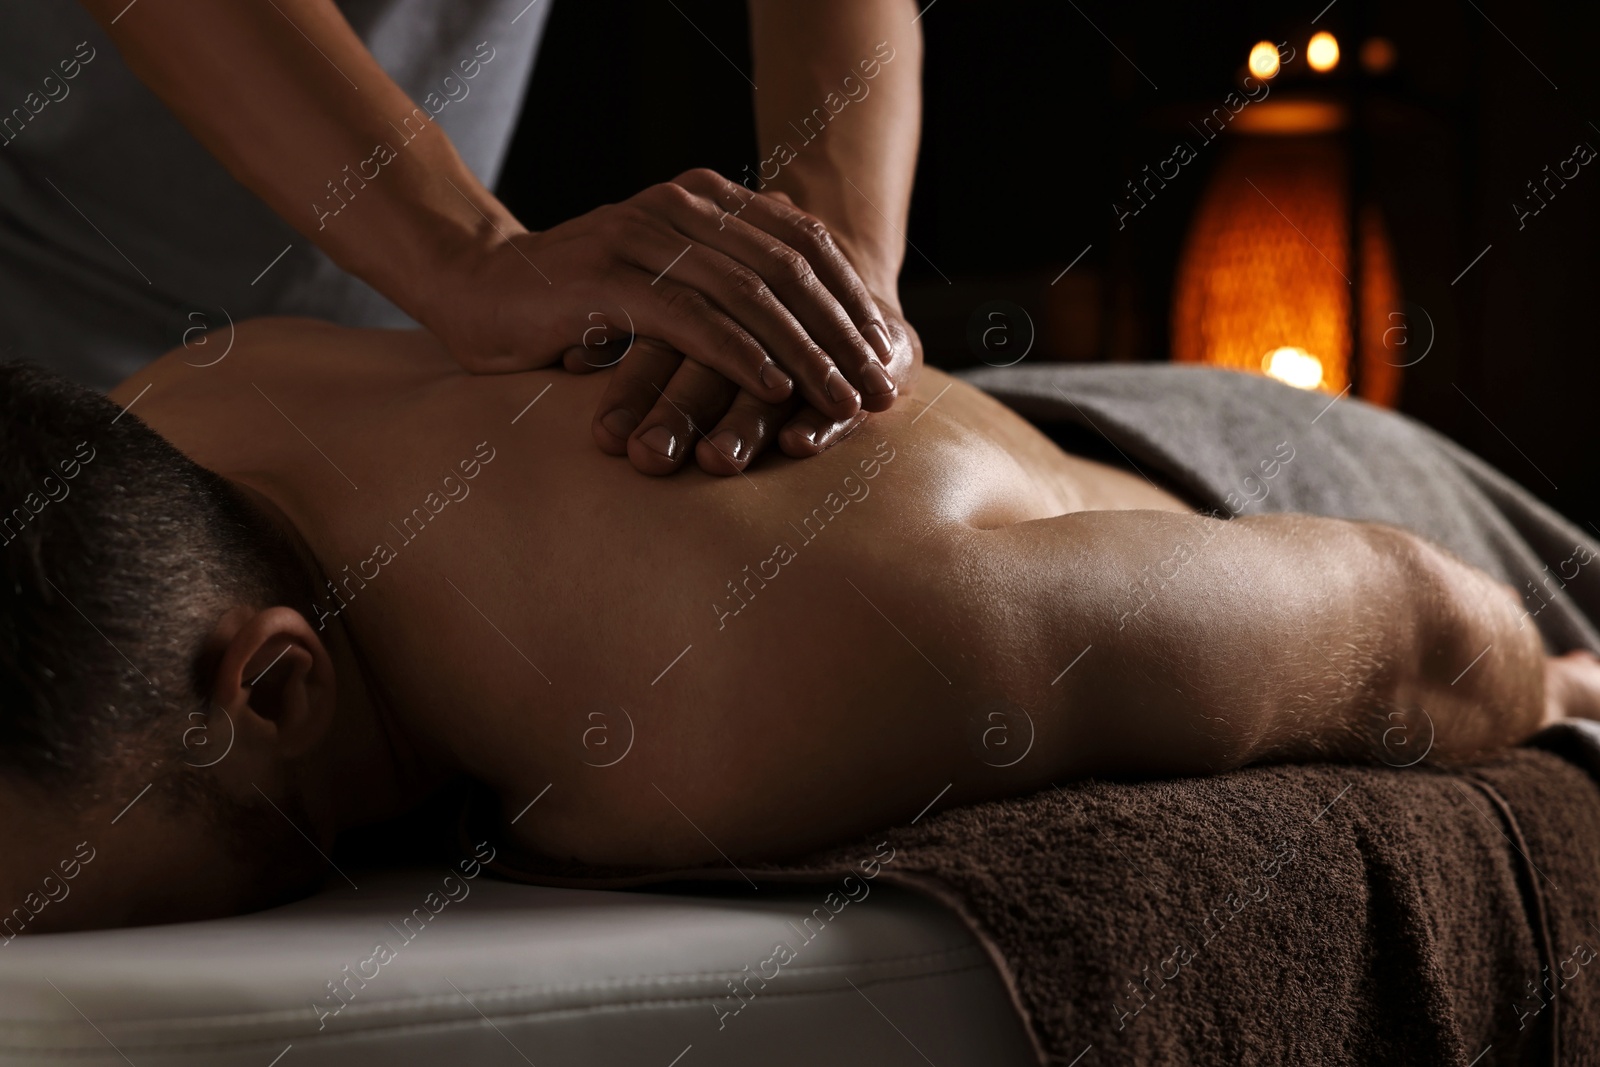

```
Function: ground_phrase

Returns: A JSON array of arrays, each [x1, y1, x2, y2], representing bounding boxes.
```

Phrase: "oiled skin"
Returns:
[[115, 319, 1191, 863], [116, 320, 1544, 869]]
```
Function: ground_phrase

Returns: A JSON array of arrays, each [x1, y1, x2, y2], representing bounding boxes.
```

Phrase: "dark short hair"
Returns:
[[0, 361, 308, 792]]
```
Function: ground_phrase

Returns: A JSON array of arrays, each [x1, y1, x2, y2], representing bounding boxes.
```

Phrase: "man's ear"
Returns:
[[204, 605, 336, 761]]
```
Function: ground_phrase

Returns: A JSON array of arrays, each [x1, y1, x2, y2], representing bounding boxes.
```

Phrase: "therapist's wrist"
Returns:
[[836, 240, 903, 313], [392, 201, 533, 350]]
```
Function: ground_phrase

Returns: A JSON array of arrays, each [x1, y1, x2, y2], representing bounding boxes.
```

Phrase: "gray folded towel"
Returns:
[[960, 362, 1600, 654]]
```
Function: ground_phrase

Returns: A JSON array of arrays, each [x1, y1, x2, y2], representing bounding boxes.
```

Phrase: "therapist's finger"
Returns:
[[778, 404, 871, 459], [674, 171, 895, 366], [715, 196, 896, 414], [651, 181, 877, 414], [628, 358, 740, 476], [590, 339, 683, 456], [615, 265, 793, 406], [695, 389, 797, 477], [644, 237, 865, 422]]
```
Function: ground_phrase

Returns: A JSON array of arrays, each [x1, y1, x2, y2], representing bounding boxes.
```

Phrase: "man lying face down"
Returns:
[[2, 318, 1596, 934]]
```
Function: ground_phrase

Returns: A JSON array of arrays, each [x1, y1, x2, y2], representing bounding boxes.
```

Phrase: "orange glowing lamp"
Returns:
[[1171, 102, 1403, 407]]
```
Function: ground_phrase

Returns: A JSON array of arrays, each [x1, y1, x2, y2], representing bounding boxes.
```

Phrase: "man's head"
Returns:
[[0, 361, 344, 933]]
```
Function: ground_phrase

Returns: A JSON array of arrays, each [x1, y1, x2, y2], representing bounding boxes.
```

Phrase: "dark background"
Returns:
[[496, 0, 1599, 528]]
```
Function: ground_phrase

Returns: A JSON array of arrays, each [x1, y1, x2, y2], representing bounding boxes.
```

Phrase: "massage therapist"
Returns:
[[0, 0, 923, 474]]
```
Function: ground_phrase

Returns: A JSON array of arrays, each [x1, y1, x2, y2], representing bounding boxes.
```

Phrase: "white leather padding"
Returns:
[[0, 869, 1039, 1066]]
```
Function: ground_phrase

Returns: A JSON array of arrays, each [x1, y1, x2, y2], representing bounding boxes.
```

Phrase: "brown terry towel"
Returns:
[[471, 747, 1600, 1066]]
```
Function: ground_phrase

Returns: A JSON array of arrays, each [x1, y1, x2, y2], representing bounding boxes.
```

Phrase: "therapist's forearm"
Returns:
[[77, 0, 512, 312], [748, 0, 923, 301]]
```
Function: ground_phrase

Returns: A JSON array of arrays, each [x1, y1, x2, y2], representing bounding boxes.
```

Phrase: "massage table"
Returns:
[[0, 869, 1037, 1066]]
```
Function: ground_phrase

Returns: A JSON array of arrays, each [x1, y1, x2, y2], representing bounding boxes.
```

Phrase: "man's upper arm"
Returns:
[[962, 510, 1543, 778]]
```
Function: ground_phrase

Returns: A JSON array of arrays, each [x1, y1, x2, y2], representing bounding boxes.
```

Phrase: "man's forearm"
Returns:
[[747, 0, 923, 299], [80, 0, 511, 319]]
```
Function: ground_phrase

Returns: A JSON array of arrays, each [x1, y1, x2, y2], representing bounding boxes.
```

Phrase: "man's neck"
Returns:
[[231, 477, 456, 832]]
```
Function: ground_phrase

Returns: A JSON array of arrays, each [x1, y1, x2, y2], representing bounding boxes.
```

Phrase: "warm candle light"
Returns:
[[1261, 346, 1325, 390], [1307, 32, 1340, 72], [1248, 41, 1281, 79]]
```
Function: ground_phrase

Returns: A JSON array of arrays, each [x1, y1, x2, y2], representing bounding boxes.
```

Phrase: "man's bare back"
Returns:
[[111, 320, 1189, 860], [111, 319, 1553, 875]]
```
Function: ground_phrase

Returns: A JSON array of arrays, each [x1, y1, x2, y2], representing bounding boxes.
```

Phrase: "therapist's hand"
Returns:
[[427, 169, 897, 421], [571, 292, 921, 476]]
